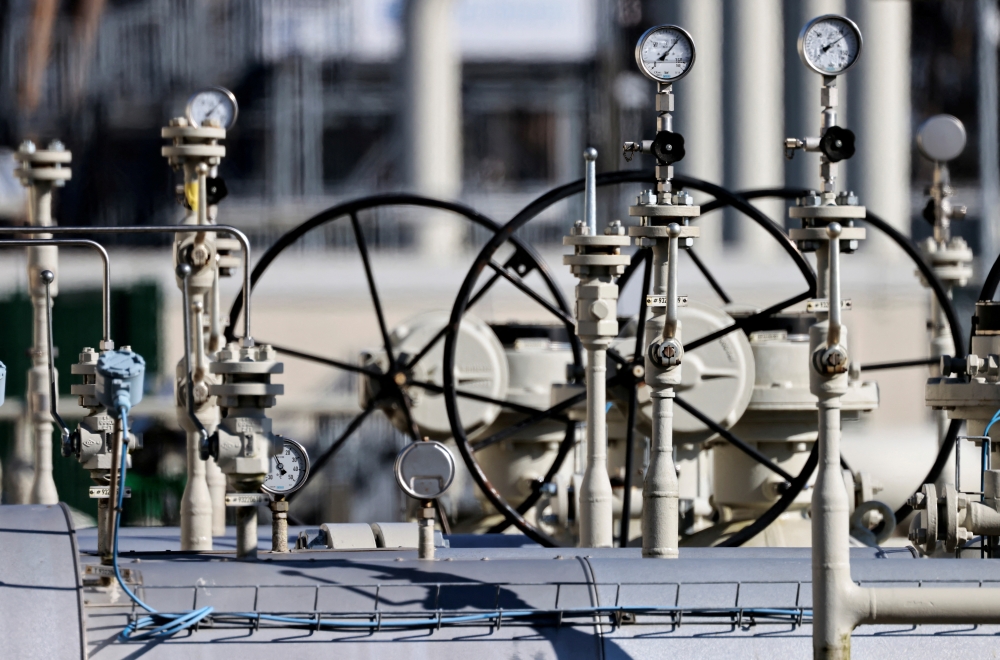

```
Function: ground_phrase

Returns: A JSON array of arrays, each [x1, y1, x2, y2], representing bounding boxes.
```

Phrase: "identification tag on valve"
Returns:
[[84, 564, 139, 582], [89, 486, 131, 499], [225, 493, 271, 506], [805, 299, 852, 312], [646, 295, 688, 308]]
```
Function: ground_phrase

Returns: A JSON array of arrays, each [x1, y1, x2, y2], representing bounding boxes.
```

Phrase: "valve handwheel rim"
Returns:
[[224, 194, 582, 525]]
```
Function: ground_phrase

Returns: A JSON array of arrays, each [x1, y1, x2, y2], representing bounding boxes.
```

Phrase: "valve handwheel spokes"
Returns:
[[443, 172, 822, 547], [225, 195, 582, 518]]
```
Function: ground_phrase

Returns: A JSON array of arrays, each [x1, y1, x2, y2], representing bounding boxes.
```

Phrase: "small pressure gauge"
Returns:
[[185, 87, 239, 129], [916, 115, 967, 163], [798, 15, 862, 76], [262, 437, 310, 496], [635, 25, 696, 83], [394, 440, 455, 500]]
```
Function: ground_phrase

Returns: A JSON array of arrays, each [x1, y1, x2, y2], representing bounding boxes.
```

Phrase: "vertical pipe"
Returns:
[[419, 505, 436, 559], [846, 0, 911, 259], [270, 499, 289, 553], [28, 183, 58, 505], [584, 148, 597, 236], [580, 342, 613, 548], [644, 392, 679, 558], [812, 395, 853, 659], [642, 241, 679, 558], [827, 225, 842, 346], [931, 289, 955, 490], [235, 505, 257, 559], [723, 0, 784, 254], [810, 239, 854, 658], [663, 228, 679, 339], [192, 296, 226, 536], [978, 0, 1000, 262], [179, 279, 213, 551], [404, 0, 463, 258]]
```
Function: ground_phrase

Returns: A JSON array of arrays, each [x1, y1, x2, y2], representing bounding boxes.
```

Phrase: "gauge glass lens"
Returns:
[[638, 27, 693, 81], [187, 89, 237, 129], [263, 442, 305, 493], [801, 17, 860, 74]]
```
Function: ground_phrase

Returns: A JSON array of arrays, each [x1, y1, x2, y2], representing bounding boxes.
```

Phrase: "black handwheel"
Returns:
[[224, 194, 583, 521], [442, 172, 820, 547]]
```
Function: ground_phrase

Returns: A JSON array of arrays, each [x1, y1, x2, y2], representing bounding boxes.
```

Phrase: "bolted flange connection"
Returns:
[[907, 482, 981, 554], [67, 347, 139, 466], [206, 344, 284, 477], [14, 140, 72, 188]]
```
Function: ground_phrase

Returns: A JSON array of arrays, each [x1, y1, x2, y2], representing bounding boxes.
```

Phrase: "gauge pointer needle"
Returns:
[[658, 38, 679, 61], [822, 35, 845, 53], [275, 459, 286, 475]]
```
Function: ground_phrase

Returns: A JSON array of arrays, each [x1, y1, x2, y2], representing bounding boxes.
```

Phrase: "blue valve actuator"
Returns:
[[0, 360, 6, 407], [96, 349, 145, 413]]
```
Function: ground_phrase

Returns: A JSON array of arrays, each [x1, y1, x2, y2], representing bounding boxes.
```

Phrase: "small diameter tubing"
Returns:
[[0, 225, 253, 345], [42, 274, 69, 440], [0, 238, 111, 345], [113, 407, 214, 640], [202, 605, 812, 632]]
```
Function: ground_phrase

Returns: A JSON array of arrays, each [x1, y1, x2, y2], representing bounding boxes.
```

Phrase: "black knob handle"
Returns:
[[206, 177, 228, 206], [651, 130, 686, 166], [199, 431, 219, 462], [820, 126, 856, 163]]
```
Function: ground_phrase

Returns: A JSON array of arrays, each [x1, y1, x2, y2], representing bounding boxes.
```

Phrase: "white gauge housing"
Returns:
[[185, 86, 239, 129], [916, 114, 967, 163], [394, 440, 456, 500], [798, 15, 862, 76], [261, 437, 311, 496], [635, 25, 696, 83]]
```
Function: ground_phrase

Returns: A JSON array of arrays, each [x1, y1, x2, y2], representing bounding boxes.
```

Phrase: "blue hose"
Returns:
[[980, 409, 1000, 498], [113, 406, 213, 641]]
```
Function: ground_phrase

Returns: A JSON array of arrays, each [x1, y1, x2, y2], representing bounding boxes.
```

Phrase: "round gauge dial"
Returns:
[[185, 87, 239, 129], [798, 15, 862, 76], [261, 437, 310, 496], [635, 25, 696, 83]]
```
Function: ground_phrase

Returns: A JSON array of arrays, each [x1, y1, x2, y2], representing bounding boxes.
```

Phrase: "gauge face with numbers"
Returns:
[[185, 87, 239, 129], [261, 437, 310, 496], [798, 15, 862, 76], [635, 25, 696, 83]]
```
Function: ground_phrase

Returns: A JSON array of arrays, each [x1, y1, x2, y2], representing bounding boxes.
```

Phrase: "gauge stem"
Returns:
[[656, 82, 674, 200]]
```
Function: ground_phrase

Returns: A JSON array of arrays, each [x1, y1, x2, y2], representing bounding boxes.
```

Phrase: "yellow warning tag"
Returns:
[[185, 181, 198, 211]]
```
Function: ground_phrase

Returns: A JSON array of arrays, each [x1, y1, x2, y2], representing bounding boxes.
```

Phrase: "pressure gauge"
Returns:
[[798, 15, 862, 76], [185, 86, 239, 129], [261, 437, 310, 496], [916, 115, 967, 163], [394, 440, 455, 500], [635, 25, 696, 83]]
